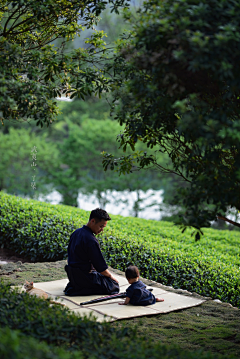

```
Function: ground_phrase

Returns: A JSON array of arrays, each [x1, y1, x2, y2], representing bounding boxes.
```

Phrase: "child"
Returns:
[[119, 265, 164, 306]]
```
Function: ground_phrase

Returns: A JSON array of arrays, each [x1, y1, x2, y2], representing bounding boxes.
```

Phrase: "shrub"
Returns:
[[0, 283, 237, 359], [0, 192, 84, 261], [99, 236, 240, 307], [0, 281, 131, 351], [0, 192, 239, 307], [0, 327, 81, 359]]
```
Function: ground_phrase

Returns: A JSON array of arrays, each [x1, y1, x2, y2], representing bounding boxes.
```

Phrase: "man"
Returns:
[[64, 208, 119, 296]]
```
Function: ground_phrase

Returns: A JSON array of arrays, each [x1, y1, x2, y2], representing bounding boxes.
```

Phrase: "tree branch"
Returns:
[[154, 163, 191, 182], [2, 4, 21, 36], [217, 215, 240, 228], [6, 7, 27, 32]]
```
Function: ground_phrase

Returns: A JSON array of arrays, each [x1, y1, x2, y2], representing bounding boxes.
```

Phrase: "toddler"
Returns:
[[119, 265, 164, 306]]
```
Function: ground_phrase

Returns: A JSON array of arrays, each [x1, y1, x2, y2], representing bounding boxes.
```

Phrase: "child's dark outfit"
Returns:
[[126, 280, 156, 305]]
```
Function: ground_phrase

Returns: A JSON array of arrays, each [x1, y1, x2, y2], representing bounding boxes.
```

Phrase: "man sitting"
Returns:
[[64, 208, 119, 296]]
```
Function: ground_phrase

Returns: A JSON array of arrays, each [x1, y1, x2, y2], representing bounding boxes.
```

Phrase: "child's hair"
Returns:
[[125, 265, 140, 279]]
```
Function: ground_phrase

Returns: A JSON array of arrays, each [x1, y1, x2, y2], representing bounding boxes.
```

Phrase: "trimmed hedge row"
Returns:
[[0, 192, 239, 307], [100, 237, 240, 307], [0, 282, 237, 359], [0, 193, 83, 261], [0, 327, 82, 359]]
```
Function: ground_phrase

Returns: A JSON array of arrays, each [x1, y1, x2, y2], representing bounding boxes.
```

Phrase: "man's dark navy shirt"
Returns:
[[67, 225, 108, 273]]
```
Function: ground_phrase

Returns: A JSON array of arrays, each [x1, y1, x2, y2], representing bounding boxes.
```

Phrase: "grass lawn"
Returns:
[[112, 301, 240, 357]]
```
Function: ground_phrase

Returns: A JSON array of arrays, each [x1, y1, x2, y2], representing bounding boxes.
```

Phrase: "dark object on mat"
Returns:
[[64, 265, 119, 296], [80, 288, 153, 305]]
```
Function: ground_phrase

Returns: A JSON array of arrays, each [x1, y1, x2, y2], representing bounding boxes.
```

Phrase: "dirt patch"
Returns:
[[0, 248, 67, 285], [0, 247, 32, 264], [0, 260, 67, 285]]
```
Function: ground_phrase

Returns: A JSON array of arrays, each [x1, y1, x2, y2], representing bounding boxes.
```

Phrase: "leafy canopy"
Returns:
[[103, 0, 240, 237], [52, 117, 165, 210], [0, 0, 129, 127]]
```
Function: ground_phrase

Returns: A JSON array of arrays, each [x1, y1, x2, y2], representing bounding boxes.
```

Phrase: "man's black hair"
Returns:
[[89, 208, 111, 222], [125, 265, 140, 279]]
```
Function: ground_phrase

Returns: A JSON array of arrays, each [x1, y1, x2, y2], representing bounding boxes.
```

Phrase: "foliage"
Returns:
[[103, 0, 240, 236], [0, 281, 132, 353], [0, 114, 166, 210], [0, 0, 129, 127], [0, 128, 59, 196], [1, 192, 239, 308], [54, 118, 124, 207], [0, 327, 82, 359], [100, 236, 240, 308], [97, 4, 131, 44], [52, 117, 165, 209], [56, 96, 112, 127], [0, 192, 80, 261], [73, 1, 133, 49], [0, 0, 169, 214], [1, 286, 236, 359]]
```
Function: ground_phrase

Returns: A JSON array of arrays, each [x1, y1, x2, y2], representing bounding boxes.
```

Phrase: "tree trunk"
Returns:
[[61, 190, 78, 207], [133, 190, 141, 217], [96, 190, 108, 209]]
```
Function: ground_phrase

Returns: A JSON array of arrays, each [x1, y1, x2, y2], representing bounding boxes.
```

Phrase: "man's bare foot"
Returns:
[[156, 298, 164, 302]]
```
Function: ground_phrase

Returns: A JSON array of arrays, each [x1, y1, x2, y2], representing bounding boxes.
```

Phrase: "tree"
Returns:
[[0, 0, 129, 127], [53, 117, 165, 211], [0, 128, 59, 196], [52, 118, 121, 207], [103, 0, 240, 237], [0, 0, 169, 215]]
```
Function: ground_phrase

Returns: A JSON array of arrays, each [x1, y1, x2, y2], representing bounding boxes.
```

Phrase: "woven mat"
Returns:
[[22, 274, 205, 322]]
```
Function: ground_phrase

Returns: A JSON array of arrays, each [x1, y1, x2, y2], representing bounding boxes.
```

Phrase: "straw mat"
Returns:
[[19, 274, 205, 322]]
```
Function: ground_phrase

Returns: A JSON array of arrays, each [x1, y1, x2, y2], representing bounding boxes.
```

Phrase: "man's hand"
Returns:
[[100, 269, 119, 283], [110, 275, 119, 283]]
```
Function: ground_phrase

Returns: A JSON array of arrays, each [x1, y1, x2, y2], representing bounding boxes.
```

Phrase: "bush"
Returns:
[[99, 236, 240, 307], [0, 283, 237, 359], [0, 327, 81, 359], [0, 281, 128, 351], [1, 328, 237, 359], [0, 192, 239, 307], [0, 192, 85, 261]]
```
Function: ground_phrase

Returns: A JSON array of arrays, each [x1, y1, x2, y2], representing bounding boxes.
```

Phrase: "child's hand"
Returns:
[[119, 297, 130, 305], [118, 301, 127, 305]]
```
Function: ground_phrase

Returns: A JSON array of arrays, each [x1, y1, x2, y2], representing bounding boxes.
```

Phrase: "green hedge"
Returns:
[[0, 281, 130, 351], [1, 329, 236, 359], [0, 192, 239, 307], [100, 237, 240, 307], [0, 192, 84, 261], [1, 328, 237, 359], [0, 283, 237, 359], [0, 327, 82, 359]]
